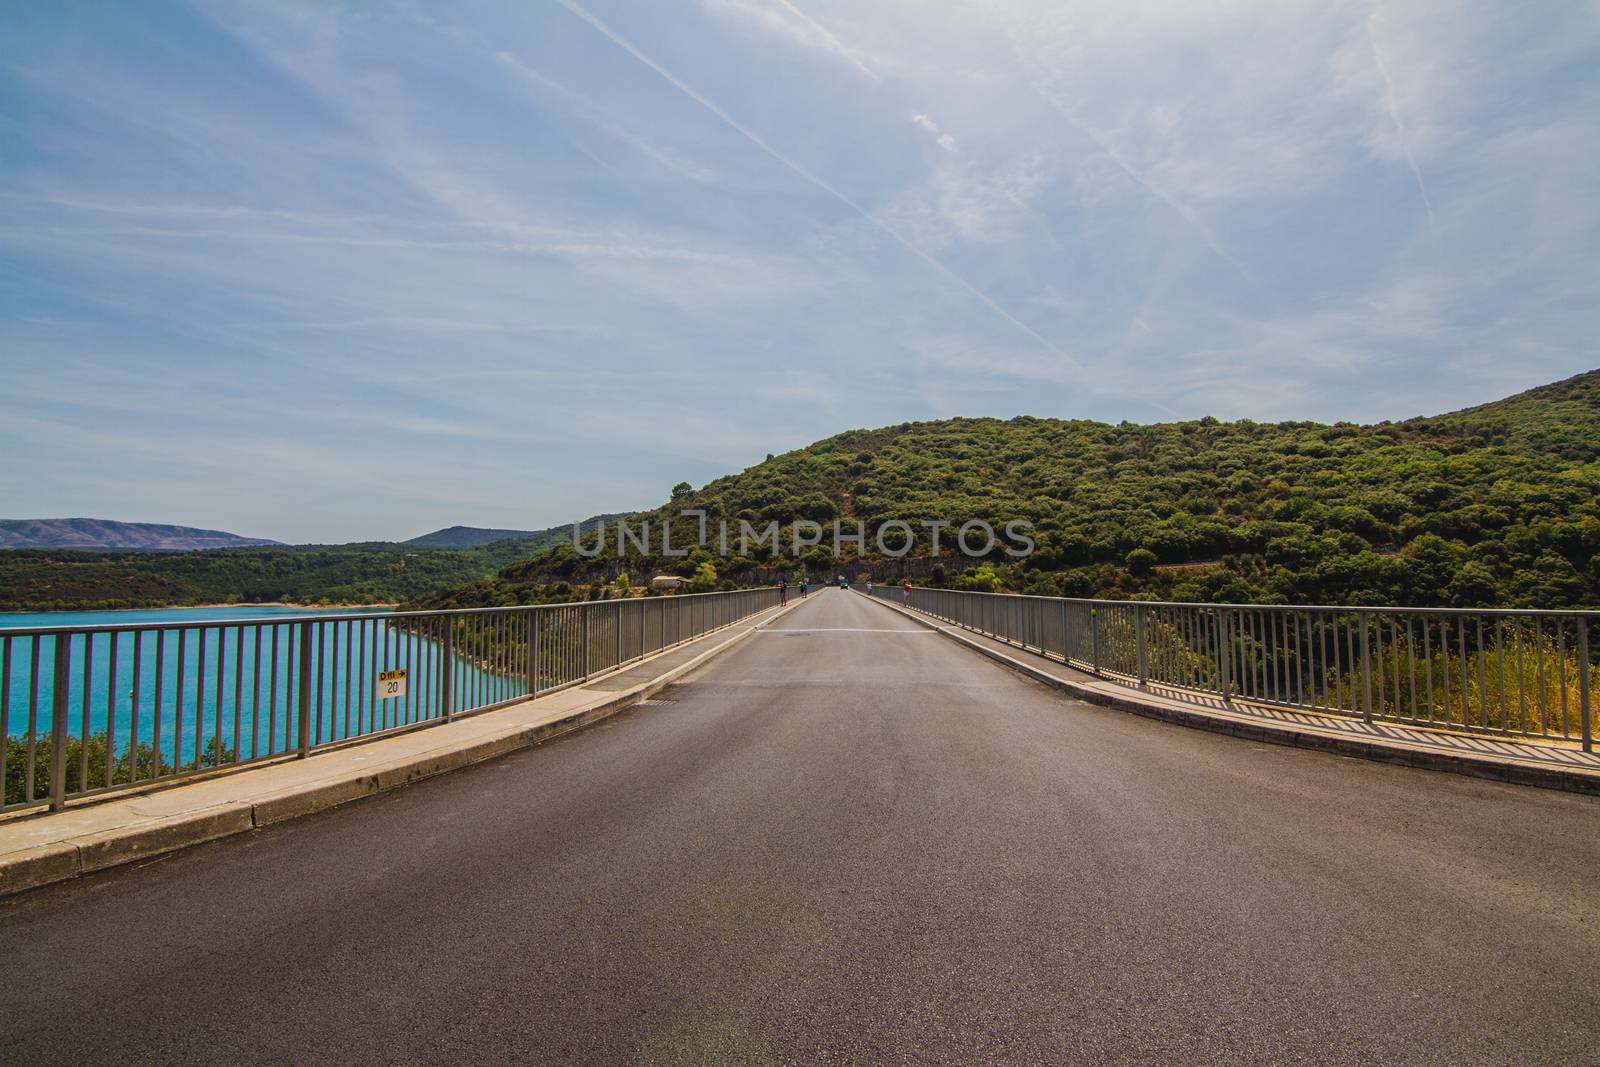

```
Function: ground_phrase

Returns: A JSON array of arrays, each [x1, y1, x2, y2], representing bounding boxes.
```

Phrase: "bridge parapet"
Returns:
[[0, 587, 781, 814], [871, 586, 1595, 752]]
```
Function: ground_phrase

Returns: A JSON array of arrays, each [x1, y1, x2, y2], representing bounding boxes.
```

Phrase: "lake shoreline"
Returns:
[[180, 601, 398, 611], [0, 601, 398, 617]]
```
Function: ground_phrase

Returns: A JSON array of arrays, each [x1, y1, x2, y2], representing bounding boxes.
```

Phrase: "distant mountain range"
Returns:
[[1, 515, 626, 554], [405, 515, 624, 551], [0, 513, 634, 610], [0, 519, 282, 552], [404, 525, 542, 548]]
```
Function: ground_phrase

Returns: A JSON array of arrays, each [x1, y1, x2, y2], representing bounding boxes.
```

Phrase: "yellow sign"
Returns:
[[378, 668, 407, 701]]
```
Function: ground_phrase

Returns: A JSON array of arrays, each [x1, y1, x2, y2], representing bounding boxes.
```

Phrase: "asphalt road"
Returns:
[[3, 588, 1598, 1065]]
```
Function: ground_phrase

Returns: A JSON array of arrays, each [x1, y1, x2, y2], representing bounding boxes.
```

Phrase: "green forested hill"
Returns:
[[1408, 369, 1600, 460], [422, 370, 1600, 611], [403, 516, 622, 549], [404, 526, 539, 548]]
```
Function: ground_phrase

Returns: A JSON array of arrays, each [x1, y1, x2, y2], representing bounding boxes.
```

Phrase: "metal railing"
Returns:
[[870, 586, 1596, 751], [1, 587, 781, 814]]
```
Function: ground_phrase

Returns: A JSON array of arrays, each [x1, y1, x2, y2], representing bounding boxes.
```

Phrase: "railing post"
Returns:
[[48, 634, 70, 811], [1218, 609, 1232, 704], [582, 606, 591, 679], [296, 622, 313, 758], [1090, 608, 1100, 676], [525, 611, 539, 698], [1359, 612, 1374, 724], [442, 621, 455, 722], [1135, 604, 1149, 690], [1579, 620, 1592, 753]]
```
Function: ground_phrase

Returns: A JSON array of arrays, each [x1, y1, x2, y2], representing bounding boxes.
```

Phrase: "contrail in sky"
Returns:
[[554, 0, 1111, 387], [1070, 115, 1252, 283], [788, 7, 1255, 285], [771, 0, 879, 80], [1366, 5, 1436, 229]]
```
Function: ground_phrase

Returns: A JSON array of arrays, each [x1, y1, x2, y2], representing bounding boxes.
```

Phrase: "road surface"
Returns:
[[2, 588, 1597, 1065]]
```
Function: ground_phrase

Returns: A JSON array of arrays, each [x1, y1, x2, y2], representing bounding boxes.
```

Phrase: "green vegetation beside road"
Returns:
[[4, 733, 234, 807]]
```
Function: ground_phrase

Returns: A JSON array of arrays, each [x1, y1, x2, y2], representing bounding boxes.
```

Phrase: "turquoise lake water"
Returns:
[[0, 605, 370, 630], [0, 605, 515, 768]]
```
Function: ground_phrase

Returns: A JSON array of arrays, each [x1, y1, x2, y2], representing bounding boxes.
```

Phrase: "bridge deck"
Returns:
[[2, 588, 1597, 1065]]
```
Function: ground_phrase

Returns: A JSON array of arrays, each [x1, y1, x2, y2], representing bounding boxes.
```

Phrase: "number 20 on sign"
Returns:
[[378, 668, 407, 701]]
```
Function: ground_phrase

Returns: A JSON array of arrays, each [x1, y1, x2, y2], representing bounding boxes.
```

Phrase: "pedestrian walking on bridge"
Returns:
[[778, 580, 787, 606]]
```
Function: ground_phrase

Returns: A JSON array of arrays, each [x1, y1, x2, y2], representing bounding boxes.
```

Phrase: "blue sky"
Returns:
[[2, 1, 1596, 543]]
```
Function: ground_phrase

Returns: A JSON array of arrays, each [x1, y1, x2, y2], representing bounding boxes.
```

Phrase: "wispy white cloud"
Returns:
[[909, 113, 957, 152], [877, 154, 1050, 251]]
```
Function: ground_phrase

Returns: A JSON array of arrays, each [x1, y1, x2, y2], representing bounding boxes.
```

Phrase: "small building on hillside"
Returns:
[[649, 574, 687, 591]]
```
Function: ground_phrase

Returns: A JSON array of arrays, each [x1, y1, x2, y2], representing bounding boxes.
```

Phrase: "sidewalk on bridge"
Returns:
[[0, 598, 802, 898], [865, 594, 1600, 796]]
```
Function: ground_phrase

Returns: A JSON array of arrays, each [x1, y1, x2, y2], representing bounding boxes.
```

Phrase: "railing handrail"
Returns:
[[889, 587, 1600, 619], [0, 585, 773, 637]]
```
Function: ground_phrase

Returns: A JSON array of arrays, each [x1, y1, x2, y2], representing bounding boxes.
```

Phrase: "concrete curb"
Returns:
[[859, 593, 1600, 797], [0, 599, 803, 898]]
